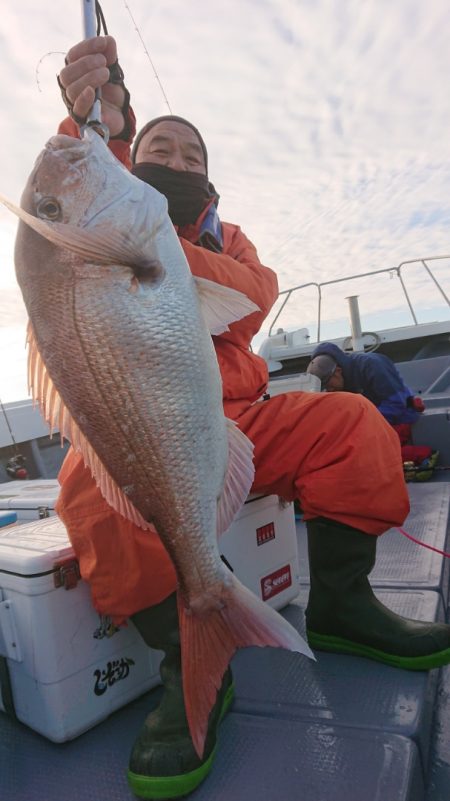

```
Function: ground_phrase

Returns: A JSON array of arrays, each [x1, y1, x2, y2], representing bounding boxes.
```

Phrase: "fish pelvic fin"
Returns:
[[27, 323, 151, 531], [217, 419, 255, 536], [194, 276, 260, 335], [178, 574, 314, 759]]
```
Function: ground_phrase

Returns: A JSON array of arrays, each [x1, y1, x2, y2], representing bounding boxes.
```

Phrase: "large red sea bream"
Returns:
[[1, 129, 313, 756]]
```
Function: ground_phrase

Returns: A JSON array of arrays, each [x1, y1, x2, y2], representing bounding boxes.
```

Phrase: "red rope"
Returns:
[[397, 527, 450, 559]]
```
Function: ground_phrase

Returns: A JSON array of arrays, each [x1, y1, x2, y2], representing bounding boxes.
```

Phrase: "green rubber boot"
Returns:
[[305, 517, 450, 670], [127, 593, 234, 799]]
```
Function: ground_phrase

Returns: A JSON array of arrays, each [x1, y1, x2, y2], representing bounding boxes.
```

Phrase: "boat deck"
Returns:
[[2, 480, 450, 801]]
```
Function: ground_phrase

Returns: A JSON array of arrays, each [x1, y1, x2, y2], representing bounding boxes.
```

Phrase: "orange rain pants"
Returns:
[[56, 389, 409, 625]]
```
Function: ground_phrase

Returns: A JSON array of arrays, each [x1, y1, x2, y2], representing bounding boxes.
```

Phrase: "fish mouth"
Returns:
[[44, 134, 90, 164], [41, 132, 144, 229]]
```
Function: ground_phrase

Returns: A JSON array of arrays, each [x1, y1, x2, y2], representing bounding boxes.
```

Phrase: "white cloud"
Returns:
[[1, 0, 449, 391]]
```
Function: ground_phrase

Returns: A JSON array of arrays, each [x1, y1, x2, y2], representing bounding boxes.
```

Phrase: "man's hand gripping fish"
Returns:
[[1, 129, 313, 757]]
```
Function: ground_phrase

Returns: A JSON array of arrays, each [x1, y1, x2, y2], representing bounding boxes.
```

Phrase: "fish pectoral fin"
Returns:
[[194, 276, 260, 335], [0, 193, 143, 267], [44, 221, 144, 266], [217, 419, 255, 536]]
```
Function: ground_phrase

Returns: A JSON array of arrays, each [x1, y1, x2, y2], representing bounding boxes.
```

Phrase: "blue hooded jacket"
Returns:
[[310, 342, 421, 425]]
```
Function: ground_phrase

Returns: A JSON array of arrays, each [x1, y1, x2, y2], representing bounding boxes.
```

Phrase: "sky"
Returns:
[[1, 0, 450, 401]]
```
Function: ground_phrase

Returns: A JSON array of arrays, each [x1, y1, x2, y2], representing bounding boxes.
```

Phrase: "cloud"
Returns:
[[0, 287, 26, 327], [1, 0, 449, 358]]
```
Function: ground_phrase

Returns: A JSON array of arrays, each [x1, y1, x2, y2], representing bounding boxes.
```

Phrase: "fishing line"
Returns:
[[35, 4, 105, 93], [397, 526, 450, 559], [36, 2, 173, 112], [35, 3, 105, 93], [0, 396, 19, 456], [35, 51, 66, 93], [121, 0, 173, 113]]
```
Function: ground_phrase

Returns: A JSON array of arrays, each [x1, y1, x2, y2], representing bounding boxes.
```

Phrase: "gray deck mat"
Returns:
[[426, 664, 450, 801], [233, 589, 442, 770], [0, 588, 442, 801], [2, 481, 450, 801], [187, 718, 424, 801], [296, 483, 450, 603], [0, 695, 424, 801]]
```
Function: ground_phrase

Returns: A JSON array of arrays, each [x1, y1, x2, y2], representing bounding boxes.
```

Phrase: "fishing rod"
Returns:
[[81, 0, 173, 136], [81, 0, 109, 141]]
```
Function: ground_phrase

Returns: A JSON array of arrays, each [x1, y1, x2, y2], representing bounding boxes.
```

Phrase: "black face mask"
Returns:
[[131, 163, 214, 226]]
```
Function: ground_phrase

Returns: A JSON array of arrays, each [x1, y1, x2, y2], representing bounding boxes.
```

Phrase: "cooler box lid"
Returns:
[[0, 479, 60, 510], [0, 516, 73, 576]]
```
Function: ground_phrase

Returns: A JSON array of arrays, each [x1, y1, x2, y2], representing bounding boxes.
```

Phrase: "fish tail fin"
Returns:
[[178, 574, 313, 758]]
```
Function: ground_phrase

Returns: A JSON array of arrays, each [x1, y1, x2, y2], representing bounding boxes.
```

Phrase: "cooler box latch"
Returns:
[[38, 506, 51, 519], [54, 558, 81, 590], [0, 597, 22, 662]]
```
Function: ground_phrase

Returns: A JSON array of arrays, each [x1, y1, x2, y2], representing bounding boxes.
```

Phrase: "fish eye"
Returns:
[[37, 197, 61, 220]]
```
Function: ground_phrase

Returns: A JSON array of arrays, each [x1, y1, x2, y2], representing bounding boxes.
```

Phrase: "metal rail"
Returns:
[[268, 256, 450, 339]]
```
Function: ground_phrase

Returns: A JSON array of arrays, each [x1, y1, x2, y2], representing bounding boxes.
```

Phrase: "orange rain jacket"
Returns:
[[55, 116, 409, 623]]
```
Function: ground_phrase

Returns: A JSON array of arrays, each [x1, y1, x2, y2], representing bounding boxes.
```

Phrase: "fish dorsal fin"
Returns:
[[0, 193, 143, 267], [217, 418, 255, 536], [194, 276, 260, 335], [26, 323, 150, 531]]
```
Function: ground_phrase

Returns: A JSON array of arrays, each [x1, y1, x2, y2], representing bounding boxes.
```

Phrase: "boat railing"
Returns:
[[268, 256, 450, 339]]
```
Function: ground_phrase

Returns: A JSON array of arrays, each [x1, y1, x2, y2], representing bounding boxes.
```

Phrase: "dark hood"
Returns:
[[310, 343, 360, 391]]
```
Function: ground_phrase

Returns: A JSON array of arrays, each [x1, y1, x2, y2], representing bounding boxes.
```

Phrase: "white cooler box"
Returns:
[[0, 515, 162, 743], [0, 480, 300, 611], [0, 478, 60, 521], [0, 489, 300, 742], [220, 494, 300, 610]]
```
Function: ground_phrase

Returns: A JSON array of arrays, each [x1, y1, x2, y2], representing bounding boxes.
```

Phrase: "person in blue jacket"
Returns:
[[306, 342, 439, 481], [306, 342, 423, 425]]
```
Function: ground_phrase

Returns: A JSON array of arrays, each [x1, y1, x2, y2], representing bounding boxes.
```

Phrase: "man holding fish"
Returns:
[[16, 33, 450, 799]]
